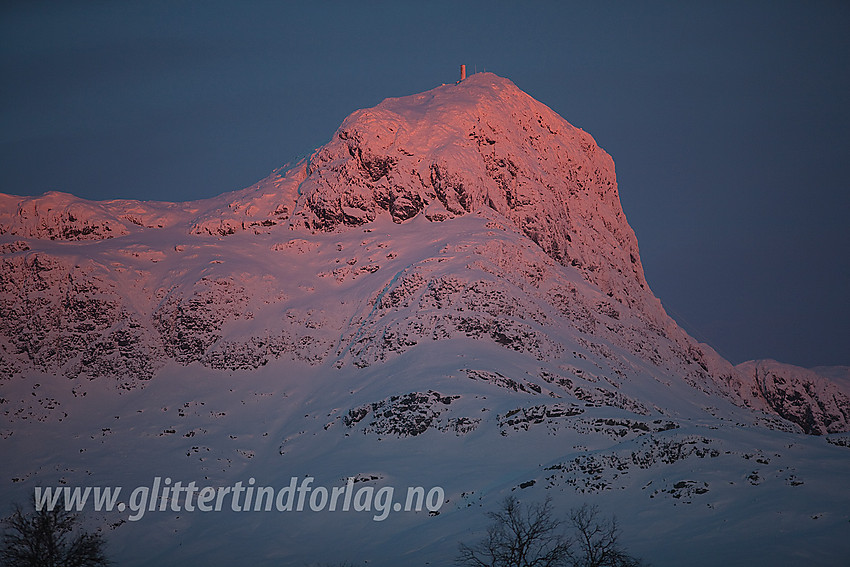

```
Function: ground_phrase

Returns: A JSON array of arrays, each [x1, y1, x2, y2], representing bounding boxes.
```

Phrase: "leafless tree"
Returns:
[[568, 504, 644, 567], [1, 502, 111, 567], [457, 497, 645, 567], [457, 496, 572, 567]]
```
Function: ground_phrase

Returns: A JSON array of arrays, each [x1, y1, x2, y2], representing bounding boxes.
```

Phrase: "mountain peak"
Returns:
[[4, 73, 850, 566], [2, 73, 846, 436], [374, 72, 529, 118], [294, 72, 647, 311]]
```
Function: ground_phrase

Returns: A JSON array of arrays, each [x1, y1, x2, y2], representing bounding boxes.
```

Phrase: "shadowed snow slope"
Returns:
[[1, 74, 848, 566]]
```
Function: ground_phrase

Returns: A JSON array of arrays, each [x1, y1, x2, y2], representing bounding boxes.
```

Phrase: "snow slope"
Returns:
[[2, 73, 848, 566]]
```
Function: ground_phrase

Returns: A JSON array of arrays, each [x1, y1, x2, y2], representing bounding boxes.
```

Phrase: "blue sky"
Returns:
[[2, 1, 848, 367]]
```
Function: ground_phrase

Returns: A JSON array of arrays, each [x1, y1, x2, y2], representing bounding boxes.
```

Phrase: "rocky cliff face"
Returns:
[[737, 359, 850, 434], [4, 73, 850, 567], [293, 74, 647, 313], [0, 73, 845, 436]]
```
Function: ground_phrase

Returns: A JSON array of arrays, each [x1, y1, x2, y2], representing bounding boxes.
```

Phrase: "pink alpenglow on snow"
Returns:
[[2, 73, 849, 567]]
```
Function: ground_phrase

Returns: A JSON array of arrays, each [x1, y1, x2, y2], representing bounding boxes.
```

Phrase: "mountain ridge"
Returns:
[[2, 73, 849, 566], [2, 73, 845, 434]]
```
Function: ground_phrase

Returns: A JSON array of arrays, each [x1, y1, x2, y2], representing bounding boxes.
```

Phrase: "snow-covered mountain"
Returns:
[[2, 73, 848, 566], [735, 360, 850, 434]]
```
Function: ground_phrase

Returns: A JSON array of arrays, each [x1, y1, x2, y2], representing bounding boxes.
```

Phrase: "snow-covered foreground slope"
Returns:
[[2, 73, 849, 566]]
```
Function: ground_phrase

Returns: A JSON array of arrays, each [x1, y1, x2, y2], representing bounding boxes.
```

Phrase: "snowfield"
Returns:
[[2, 73, 848, 566]]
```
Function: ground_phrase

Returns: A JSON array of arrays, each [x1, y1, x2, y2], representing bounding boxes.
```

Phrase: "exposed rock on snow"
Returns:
[[3, 73, 850, 567], [292, 74, 648, 313], [0, 73, 845, 437], [736, 359, 850, 434]]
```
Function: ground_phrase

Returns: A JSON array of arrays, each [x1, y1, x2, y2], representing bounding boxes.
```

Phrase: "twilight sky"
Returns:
[[2, 1, 848, 368]]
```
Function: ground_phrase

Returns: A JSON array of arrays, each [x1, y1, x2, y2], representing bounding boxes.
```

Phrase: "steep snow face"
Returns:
[[293, 73, 649, 312]]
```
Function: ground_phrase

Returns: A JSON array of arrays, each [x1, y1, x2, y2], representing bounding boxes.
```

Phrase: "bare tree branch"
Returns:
[[1, 501, 111, 567], [457, 498, 646, 567]]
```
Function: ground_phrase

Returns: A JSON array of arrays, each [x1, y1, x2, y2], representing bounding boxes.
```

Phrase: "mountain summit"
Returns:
[[2, 73, 849, 566], [296, 74, 644, 307], [2, 73, 845, 432]]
